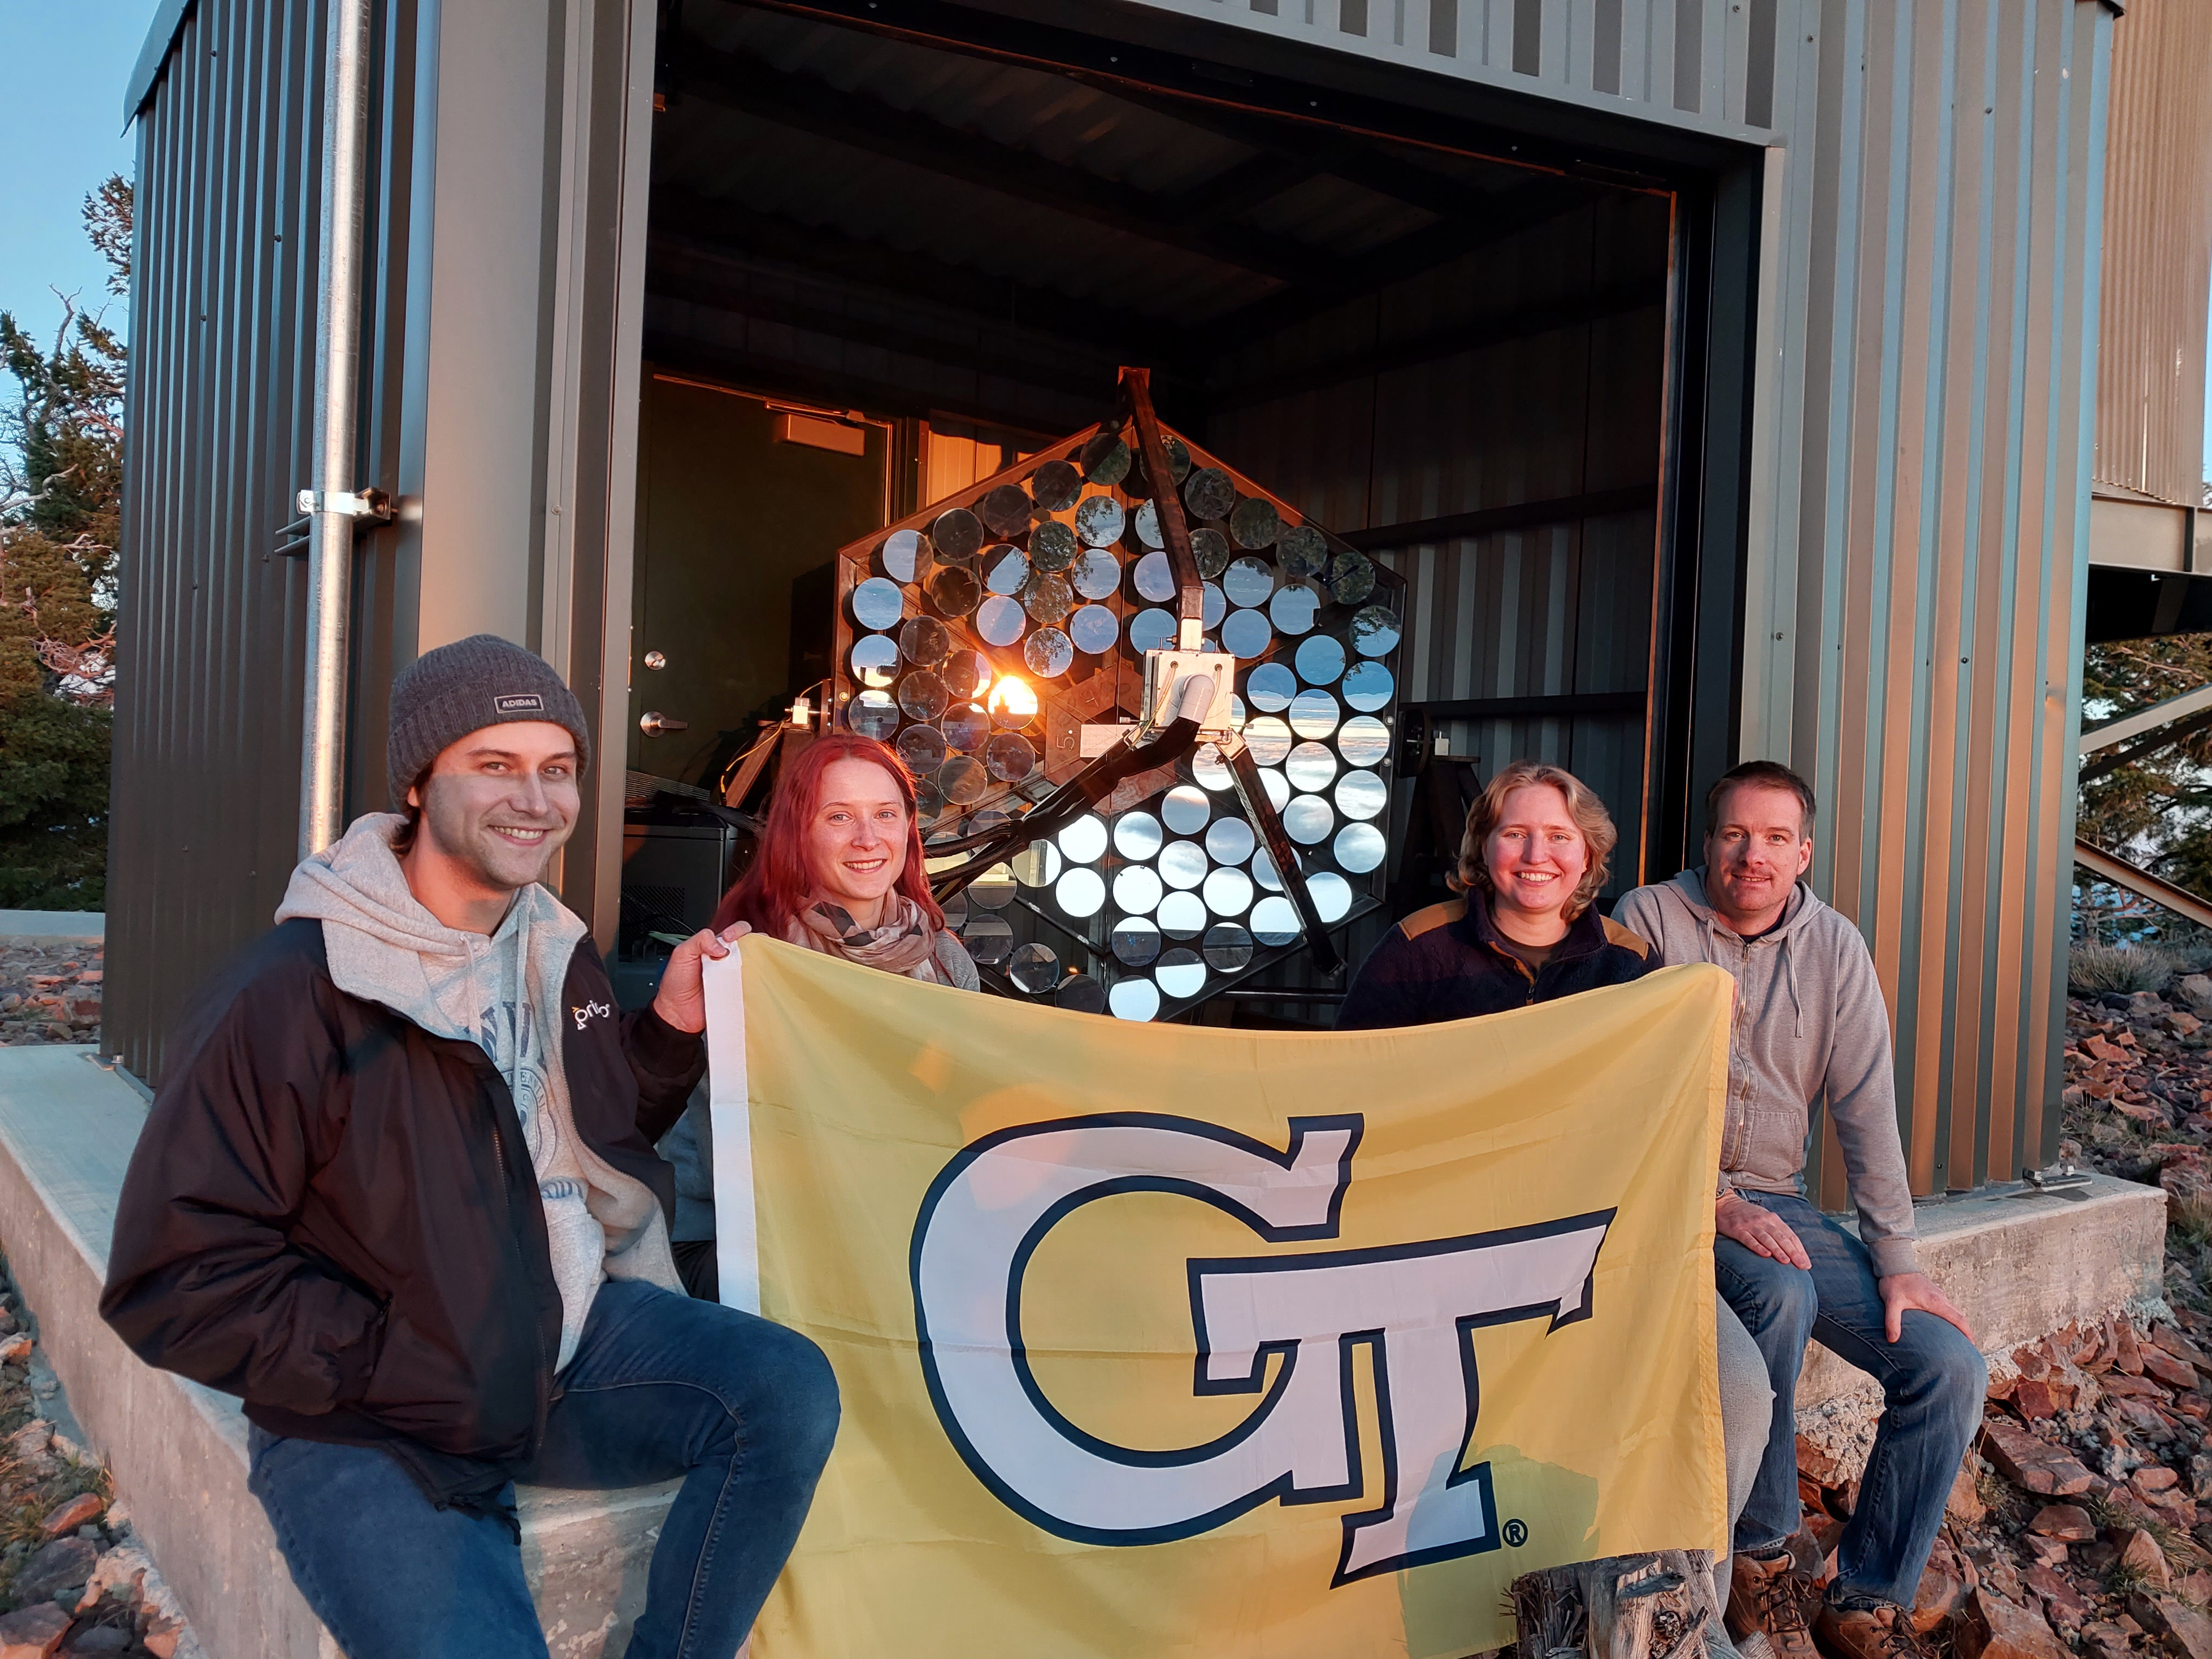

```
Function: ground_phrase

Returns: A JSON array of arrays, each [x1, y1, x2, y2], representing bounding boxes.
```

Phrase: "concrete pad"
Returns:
[[1792, 1173, 2168, 1468], [0, 1044, 676, 1659], [0, 910, 104, 944]]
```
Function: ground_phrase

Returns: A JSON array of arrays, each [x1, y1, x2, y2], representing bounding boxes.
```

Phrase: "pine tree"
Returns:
[[0, 175, 128, 909]]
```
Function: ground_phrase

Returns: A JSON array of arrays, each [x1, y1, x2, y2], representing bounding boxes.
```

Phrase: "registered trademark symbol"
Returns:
[[1503, 1519, 1528, 1547]]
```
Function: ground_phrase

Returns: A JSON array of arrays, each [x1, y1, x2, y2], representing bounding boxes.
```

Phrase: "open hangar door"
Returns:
[[616, 0, 1757, 1023]]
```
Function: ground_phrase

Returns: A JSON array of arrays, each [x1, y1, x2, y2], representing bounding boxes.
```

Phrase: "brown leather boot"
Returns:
[[1726, 1550, 1820, 1659], [1812, 1602, 1929, 1659]]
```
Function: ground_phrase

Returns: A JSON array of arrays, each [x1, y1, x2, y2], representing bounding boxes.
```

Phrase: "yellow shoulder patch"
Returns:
[[1399, 899, 1468, 940], [1602, 916, 1653, 958]]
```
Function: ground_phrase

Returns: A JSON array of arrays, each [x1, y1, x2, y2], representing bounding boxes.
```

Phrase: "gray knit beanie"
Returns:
[[385, 634, 592, 806]]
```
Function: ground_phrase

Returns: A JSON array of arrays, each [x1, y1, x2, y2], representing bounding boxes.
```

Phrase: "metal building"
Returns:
[[112, 0, 2126, 1198]]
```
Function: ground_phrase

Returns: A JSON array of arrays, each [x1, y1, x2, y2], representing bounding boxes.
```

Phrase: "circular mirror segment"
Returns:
[[1133, 551, 1177, 603], [963, 914, 1014, 963], [1070, 605, 1120, 655], [1308, 871, 1353, 923], [1156, 891, 1207, 940], [1128, 608, 1176, 654], [1075, 494, 1127, 548], [1250, 846, 1282, 891], [1072, 546, 1121, 600], [1023, 628, 1074, 678], [1155, 947, 1208, 1000], [1011, 841, 1062, 888], [1113, 865, 1165, 916], [1220, 609, 1272, 660], [1249, 896, 1300, 946], [942, 650, 992, 702], [851, 576, 905, 632], [850, 633, 901, 689], [898, 671, 949, 723], [968, 865, 1016, 911], [880, 527, 927, 583], [1230, 497, 1281, 550], [1008, 942, 1060, 995], [1204, 816, 1256, 865], [1159, 840, 1209, 890], [1277, 524, 1329, 580], [1056, 974, 1107, 1014], [941, 703, 989, 750], [1111, 915, 1162, 967], [1285, 741, 1337, 792], [1270, 584, 1320, 636], [1191, 743, 1234, 791], [1115, 812, 1165, 861], [1352, 604, 1401, 658], [1056, 867, 1107, 919], [1191, 528, 1231, 580], [1335, 821, 1388, 873], [932, 508, 984, 564], [1203, 921, 1255, 971], [1057, 814, 1110, 864], [1081, 432, 1131, 486], [1243, 716, 1293, 766], [1030, 519, 1078, 573], [1133, 501, 1166, 550], [984, 546, 1030, 595], [985, 733, 1037, 783], [1288, 689, 1340, 740], [1109, 977, 1161, 1021], [979, 484, 1033, 539], [897, 725, 948, 773], [1161, 785, 1211, 834], [1341, 660, 1394, 711], [1283, 795, 1335, 845], [1183, 467, 1236, 522], [1336, 769, 1388, 821], [1295, 634, 1347, 686], [899, 615, 951, 666], [846, 690, 899, 740], [1203, 867, 1253, 917], [1245, 662, 1296, 712], [1223, 556, 1275, 608], [1031, 459, 1083, 512], [1338, 715, 1391, 766]]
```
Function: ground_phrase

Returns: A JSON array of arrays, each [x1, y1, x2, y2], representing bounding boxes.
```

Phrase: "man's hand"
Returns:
[[651, 922, 751, 1035], [1716, 1192, 1811, 1270], [1876, 1270, 1972, 1343]]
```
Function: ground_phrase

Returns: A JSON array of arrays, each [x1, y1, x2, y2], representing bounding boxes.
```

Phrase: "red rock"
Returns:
[[2106, 1374, 2172, 1398], [2144, 1347, 2201, 1392], [2120, 1528, 2171, 1589], [2029, 1503, 2097, 1541], [2026, 1564, 2090, 1625], [0, 1602, 71, 1659], [1914, 1569, 1968, 1632], [2015, 1379, 2060, 1420], [1950, 1463, 1989, 1524], [1797, 1433, 1847, 1488], [1984, 1420, 2099, 1496], [2153, 1327, 2212, 1370], [37, 1493, 102, 1538], [1959, 1589, 2072, 1659], [2136, 1465, 2183, 1495], [2082, 1621, 2132, 1659], [2121, 1323, 2152, 1377], [2129, 1595, 2212, 1659]]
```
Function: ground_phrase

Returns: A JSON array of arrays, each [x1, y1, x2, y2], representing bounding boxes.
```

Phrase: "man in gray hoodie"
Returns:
[[1615, 762, 1984, 1659]]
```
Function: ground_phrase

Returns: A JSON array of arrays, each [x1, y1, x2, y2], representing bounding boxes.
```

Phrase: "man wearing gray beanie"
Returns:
[[101, 634, 839, 1659]]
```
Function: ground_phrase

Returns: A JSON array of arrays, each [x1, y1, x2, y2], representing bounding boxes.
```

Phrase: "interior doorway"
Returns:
[[615, 0, 1721, 1018]]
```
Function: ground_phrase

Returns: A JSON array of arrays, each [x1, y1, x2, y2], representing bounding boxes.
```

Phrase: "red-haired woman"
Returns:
[[708, 732, 978, 987], [663, 734, 977, 1298]]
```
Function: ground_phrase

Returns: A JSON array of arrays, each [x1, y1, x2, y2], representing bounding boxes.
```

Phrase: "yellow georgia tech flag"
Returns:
[[700, 940, 1731, 1659]]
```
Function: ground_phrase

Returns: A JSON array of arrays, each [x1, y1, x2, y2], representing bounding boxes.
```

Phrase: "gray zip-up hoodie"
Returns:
[[1612, 869, 1920, 1277], [277, 814, 681, 1367]]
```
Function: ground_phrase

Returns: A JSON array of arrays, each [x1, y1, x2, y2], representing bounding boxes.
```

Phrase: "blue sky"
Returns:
[[0, 1, 156, 349]]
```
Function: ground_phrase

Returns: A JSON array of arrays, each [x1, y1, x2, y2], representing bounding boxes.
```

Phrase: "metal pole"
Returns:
[[300, 0, 374, 858]]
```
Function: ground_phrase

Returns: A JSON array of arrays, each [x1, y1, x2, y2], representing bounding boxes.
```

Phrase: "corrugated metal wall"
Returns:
[[1118, 0, 1782, 140], [1212, 192, 1670, 897], [112, 0, 427, 1083], [1740, 0, 2113, 1195], [111, 0, 328, 1082], [2091, 0, 2212, 507]]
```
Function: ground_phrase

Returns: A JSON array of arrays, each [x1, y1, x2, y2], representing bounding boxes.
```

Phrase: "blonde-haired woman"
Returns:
[[1336, 758, 1777, 1652], [1335, 758, 1655, 1027]]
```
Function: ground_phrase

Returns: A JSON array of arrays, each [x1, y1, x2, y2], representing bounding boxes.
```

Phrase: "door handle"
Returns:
[[639, 711, 689, 737]]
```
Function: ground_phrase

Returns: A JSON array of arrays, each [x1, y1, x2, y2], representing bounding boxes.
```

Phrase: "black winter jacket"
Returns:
[[99, 918, 705, 1508], [1334, 894, 1657, 1029]]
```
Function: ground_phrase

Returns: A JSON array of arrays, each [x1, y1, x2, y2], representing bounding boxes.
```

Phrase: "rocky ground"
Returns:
[[1780, 978, 2212, 1659], [0, 1266, 200, 1659], [0, 944, 102, 1049]]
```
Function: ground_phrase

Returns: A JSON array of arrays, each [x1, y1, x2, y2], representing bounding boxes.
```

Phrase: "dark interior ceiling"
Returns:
[[645, 1, 1666, 433]]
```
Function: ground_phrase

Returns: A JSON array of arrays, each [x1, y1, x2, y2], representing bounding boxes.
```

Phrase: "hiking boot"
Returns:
[[1812, 1602, 1928, 1659], [1726, 1551, 1820, 1659]]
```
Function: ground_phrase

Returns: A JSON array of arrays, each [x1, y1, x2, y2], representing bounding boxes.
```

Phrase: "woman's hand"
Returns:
[[651, 923, 751, 1034]]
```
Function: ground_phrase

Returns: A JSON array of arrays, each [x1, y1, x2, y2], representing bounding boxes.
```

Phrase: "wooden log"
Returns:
[[1513, 1551, 1721, 1659]]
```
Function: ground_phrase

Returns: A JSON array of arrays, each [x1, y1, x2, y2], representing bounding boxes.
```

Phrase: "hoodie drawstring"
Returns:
[[1781, 932, 1804, 1039]]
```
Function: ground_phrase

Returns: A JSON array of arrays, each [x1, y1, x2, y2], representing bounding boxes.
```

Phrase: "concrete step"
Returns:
[[0, 910, 104, 944], [0, 1044, 675, 1659]]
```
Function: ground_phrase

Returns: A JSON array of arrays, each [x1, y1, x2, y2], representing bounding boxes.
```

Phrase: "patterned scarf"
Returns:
[[788, 895, 946, 982]]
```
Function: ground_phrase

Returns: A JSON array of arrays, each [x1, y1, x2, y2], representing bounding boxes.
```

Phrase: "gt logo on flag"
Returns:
[[910, 1113, 1615, 1586]]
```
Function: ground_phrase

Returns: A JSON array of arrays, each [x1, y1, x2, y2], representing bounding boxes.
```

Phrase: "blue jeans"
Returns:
[[248, 1279, 840, 1659], [1714, 1192, 1985, 1611]]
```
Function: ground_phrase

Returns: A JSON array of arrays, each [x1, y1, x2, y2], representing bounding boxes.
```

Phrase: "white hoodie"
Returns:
[[278, 815, 679, 1367]]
